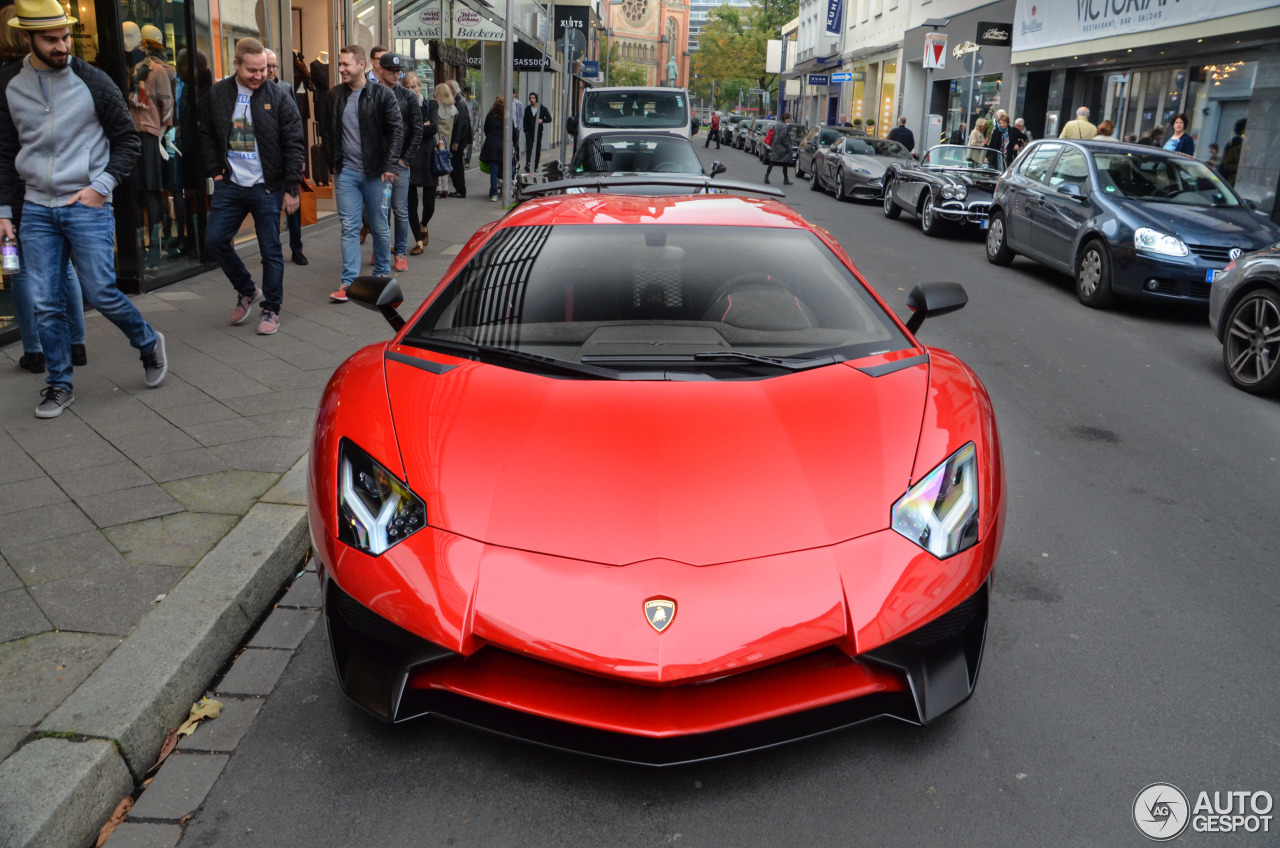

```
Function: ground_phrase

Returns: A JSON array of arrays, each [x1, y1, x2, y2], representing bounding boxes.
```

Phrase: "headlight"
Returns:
[[337, 439, 426, 555], [1134, 227, 1189, 257], [941, 185, 955, 199], [891, 443, 979, 559], [852, 167, 872, 176], [952, 184, 968, 200]]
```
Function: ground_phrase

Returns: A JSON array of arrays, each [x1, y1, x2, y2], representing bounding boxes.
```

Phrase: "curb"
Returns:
[[0, 455, 311, 848]]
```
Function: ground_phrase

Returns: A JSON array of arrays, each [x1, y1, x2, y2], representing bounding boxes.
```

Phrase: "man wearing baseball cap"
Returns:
[[0, 0, 167, 418], [373, 52, 421, 273]]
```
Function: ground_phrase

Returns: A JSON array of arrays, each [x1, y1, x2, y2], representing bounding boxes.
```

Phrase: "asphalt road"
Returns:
[[176, 140, 1280, 848]]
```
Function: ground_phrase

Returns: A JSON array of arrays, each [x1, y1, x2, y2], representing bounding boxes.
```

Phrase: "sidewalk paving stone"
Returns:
[[29, 438, 128, 475], [104, 513, 239, 569], [215, 648, 293, 697], [0, 476, 66, 515], [0, 435, 44, 485], [278, 575, 321, 609], [110, 427, 204, 460], [0, 590, 51, 644], [48, 460, 154, 500], [127, 752, 229, 821], [162, 471, 278, 515], [180, 417, 267, 448], [0, 631, 119, 757], [28, 565, 184, 635], [103, 822, 183, 848], [151, 399, 239, 428], [1, 501, 94, 549], [247, 607, 319, 650], [210, 436, 309, 474], [175, 697, 262, 753], [6, 529, 125, 587], [132, 447, 231, 483], [75, 484, 185, 528], [0, 554, 19, 593], [260, 457, 306, 506]]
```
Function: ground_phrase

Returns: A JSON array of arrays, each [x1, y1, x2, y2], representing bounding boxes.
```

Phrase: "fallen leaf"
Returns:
[[95, 796, 133, 847], [179, 813, 195, 825], [146, 729, 179, 776], [177, 697, 223, 737]]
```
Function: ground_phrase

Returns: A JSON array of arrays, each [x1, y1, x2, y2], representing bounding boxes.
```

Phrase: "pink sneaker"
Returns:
[[257, 309, 280, 335], [329, 287, 349, 303], [394, 255, 408, 272], [231, 287, 260, 324]]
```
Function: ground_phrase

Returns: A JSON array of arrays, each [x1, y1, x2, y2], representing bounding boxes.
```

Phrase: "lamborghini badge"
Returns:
[[644, 599, 676, 632]]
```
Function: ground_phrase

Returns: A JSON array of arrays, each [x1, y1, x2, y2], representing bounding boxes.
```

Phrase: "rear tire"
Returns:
[[985, 210, 1015, 266], [883, 182, 901, 218], [1222, 288, 1280, 395], [810, 163, 823, 192], [1076, 239, 1115, 308], [836, 172, 849, 202]]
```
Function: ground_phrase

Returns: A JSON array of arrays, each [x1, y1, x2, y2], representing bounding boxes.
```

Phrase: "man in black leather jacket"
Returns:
[[199, 37, 304, 333], [320, 44, 402, 301]]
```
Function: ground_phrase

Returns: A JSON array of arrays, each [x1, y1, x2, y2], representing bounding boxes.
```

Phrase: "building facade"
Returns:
[[605, 0, 689, 88]]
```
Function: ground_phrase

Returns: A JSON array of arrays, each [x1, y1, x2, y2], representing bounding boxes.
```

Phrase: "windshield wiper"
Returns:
[[692, 350, 847, 371], [408, 338, 621, 379]]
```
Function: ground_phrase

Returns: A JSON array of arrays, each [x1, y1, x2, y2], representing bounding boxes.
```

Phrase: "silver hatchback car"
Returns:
[[1208, 241, 1280, 396]]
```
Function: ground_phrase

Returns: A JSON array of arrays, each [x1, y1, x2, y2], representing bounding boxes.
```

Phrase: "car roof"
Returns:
[[499, 193, 809, 229]]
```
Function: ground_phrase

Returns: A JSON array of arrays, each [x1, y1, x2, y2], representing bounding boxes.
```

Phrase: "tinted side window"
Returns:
[[1019, 144, 1062, 184]]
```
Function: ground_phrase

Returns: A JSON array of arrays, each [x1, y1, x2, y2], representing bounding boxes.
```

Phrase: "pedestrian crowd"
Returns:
[[0, 6, 560, 420]]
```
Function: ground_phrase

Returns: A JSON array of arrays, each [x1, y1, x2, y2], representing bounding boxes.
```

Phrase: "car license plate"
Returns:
[[980, 219, 989, 229], [1207, 269, 1224, 283]]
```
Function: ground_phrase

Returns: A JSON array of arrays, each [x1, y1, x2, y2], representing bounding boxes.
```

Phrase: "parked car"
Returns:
[[746, 119, 774, 157], [795, 124, 866, 179], [1208, 241, 1280, 395], [732, 117, 756, 149], [884, 145, 1004, 237], [314, 187, 1006, 765], [574, 86, 693, 145], [811, 135, 913, 201], [985, 139, 1280, 308], [720, 114, 748, 145]]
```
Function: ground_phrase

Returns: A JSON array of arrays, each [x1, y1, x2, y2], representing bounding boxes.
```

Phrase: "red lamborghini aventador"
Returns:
[[308, 187, 1006, 765]]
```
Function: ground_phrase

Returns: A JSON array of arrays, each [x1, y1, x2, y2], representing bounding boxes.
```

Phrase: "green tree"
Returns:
[[600, 39, 651, 87], [690, 0, 797, 110]]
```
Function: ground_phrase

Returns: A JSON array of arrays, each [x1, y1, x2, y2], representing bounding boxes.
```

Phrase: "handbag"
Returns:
[[431, 144, 453, 176], [479, 160, 491, 174]]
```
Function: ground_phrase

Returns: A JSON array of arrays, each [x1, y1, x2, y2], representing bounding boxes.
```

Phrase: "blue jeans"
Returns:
[[206, 181, 286, 313], [488, 161, 503, 198], [21, 201, 157, 392], [390, 163, 411, 257], [335, 167, 391, 285], [13, 256, 84, 353]]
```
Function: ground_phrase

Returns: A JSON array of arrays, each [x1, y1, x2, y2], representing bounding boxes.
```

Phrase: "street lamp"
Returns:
[[918, 17, 950, 157]]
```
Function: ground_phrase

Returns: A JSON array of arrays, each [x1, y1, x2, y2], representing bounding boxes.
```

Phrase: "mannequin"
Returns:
[[126, 23, 173, 269], [309, 51, 330, 170]]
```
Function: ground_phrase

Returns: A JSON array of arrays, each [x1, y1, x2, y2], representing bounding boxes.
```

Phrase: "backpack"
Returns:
[[764, 127, 775, 146]]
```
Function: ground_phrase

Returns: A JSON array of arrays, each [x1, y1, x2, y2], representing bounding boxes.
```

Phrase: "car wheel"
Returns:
[[1076, 239, 1115, 308], [1222, 288, 1280, 395], [795, 159, 806, 179], [836, 172, 849, 202], [810, 163, 823, 192], [985, 211, 1015, 266], [920, 191, 943, 237], [883, 182, 901, 219]]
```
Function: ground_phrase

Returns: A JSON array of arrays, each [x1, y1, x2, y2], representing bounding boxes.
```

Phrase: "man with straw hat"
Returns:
[[0, 0, 168, 418]]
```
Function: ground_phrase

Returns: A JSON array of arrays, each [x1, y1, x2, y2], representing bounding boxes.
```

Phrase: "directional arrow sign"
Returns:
[[829, 72, 853, 83]]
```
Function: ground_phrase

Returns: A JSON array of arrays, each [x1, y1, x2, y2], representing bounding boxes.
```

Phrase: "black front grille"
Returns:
[[895, 592, 982, 648], [1188, 244, 1234, 263], [332, 585, 424, 647], [1189, 281, 1213, 299]]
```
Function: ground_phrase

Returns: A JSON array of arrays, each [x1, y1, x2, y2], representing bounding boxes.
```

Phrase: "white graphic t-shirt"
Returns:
[[227, 83, 264, 187]]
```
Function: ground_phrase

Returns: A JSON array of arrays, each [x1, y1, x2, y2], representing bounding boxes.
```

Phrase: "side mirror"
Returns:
[[348, 275, 406, 332], [710, 161, 727, 177], [691, 117, 700, 135], [566, 116, 579, 136], [905, 282, 968, 334], [1058, 182, 1085, 199]]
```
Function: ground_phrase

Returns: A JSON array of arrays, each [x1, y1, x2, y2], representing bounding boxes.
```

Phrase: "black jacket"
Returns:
[[452, 99, 473, 149], [411, 99, 439, 188], [522, 103, 550, 135], [480, 112, 505, 165], [887, 125, 915, 153], [198, 76, 305, 193], [987, 124, 1026, 161], [385, 83, 423, 166], [321, 82, 403, 177]]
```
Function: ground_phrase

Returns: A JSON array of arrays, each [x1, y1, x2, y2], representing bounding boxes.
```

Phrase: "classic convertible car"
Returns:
[[309, 181, 1007, 764], [884, 145, 1006, 236]]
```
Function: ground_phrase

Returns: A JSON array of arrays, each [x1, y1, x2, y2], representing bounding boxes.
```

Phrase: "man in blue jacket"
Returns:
[[0, 0, 167, 418]]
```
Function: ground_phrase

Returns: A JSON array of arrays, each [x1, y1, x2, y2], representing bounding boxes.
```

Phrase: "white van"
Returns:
[[575, 87, 692, 144]]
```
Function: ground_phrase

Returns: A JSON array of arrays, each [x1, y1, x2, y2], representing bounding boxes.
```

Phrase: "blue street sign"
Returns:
[[829, 72, 853, 83], [807, 74, 830, 86], [581, 60, 599, 80]]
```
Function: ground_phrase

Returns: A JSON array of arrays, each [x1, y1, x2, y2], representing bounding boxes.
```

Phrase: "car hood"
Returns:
[[925, 167, 999, 190], [840, 155, 893, 175], [1114, 198, 1280, 247], [386, 353, 928, 566]]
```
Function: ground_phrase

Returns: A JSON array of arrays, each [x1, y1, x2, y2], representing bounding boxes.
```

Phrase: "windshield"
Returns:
[[581, 91, 688, 131], [923, 145, 1005, 173], [406, 225, 910, 379], [1093, 152, 1240, 207], [571, 135, 703, 175], [843, 138, 912, 158]]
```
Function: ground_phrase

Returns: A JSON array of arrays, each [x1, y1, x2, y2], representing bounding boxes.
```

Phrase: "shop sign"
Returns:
[[514, 41, 551, 70], [824, 0, 842, 36], [951, 40, 979, 60], [397, 3, 442, 39], [923, 32, 947, 70], [976, 22, 1011, 47], [1013, 0, 1279, 53], [555, 6, 590, 41], [454, 6, 505, 41], [582, 59, 600, 81], [808, 74, 829, 86]]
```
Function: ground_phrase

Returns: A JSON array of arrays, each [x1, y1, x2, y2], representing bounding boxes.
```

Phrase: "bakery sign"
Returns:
[[396, 2, 441, 39], [453, 6, 505, 40]]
